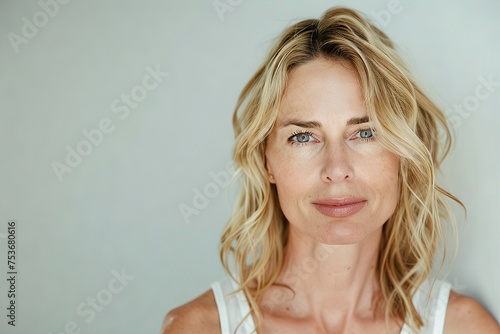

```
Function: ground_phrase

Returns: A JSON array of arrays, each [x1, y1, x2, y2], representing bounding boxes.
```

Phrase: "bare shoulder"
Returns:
[[444, 290, 500, 334], [160, 289, 220, 334]]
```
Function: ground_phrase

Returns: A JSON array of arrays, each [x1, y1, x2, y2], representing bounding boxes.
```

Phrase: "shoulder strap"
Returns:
[[211, 279, 231, 334], [431, 280, 452, 333], [411, 279, 452, 334], [211, 277, 256, 334]]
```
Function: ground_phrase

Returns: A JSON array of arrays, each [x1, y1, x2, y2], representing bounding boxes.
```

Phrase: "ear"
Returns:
[[265, 156, 276, 184]]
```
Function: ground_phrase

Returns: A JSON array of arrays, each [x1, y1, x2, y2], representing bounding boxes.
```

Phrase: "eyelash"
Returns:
[[356, 128, 376, 142], [288, 130, 315, 146], [287, 128, 375, 145]]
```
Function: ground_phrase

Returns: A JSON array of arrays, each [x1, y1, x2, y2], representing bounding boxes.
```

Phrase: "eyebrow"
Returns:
[[280, 116, 370, 128]]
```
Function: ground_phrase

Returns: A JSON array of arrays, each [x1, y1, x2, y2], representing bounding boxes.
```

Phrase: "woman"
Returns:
[[162, 6, 500, 334]]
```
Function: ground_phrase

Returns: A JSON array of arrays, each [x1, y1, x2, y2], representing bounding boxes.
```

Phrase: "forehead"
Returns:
[[277, 58, 365, 122]]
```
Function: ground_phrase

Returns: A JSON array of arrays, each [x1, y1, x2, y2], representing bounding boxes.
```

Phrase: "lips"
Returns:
[[312, 197, 367, 218]]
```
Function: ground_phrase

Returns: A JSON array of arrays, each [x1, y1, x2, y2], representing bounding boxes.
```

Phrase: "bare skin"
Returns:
[[161, 289, 500, 334], [161, 58, 500, 333]]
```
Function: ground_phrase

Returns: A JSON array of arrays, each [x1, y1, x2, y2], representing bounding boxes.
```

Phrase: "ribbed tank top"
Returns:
[[211, 277, 451, 334]]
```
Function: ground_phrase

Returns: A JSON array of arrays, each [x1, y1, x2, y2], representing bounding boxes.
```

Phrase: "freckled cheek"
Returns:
[[272, 155, 319, 192], [273, 162, 306, 194], [373, 155, 400, 209], [358, 149, 399, 188], [275, 183, 310, 225], [268, 153, 314, 210]]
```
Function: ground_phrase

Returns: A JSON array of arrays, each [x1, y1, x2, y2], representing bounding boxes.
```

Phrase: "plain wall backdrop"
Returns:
[[1, 0, 499, 333]]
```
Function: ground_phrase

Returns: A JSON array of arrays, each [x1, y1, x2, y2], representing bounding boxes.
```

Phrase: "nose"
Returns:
[[321, 141, 354, 183]]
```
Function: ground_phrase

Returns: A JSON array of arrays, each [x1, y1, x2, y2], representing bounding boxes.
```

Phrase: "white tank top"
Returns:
[[211, 276, 451, 334]]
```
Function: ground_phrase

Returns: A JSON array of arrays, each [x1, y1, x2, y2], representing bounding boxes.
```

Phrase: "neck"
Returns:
[[275, 227, 383, 318]]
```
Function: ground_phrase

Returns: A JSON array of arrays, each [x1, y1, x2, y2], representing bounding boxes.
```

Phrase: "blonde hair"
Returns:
[[220, 6, 460, 332]]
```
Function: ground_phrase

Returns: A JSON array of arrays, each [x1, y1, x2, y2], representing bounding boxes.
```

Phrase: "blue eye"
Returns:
[[357, 128, 374, 139], [289, 131, 314, 144]]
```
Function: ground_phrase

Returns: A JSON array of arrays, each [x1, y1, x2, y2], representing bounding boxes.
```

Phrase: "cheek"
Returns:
[[271, 158, 308, 197], [370, 152, 400, 210], [267, 140, 298, 181], [266, 148, 313, 212]]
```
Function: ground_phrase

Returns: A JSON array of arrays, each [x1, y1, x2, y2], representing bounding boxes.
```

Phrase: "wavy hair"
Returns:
[[220, 6, 461, 332]]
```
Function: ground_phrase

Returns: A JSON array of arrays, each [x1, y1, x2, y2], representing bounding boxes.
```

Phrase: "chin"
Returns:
[[316, 234, 365, 245], [313, 221, 370, 245]]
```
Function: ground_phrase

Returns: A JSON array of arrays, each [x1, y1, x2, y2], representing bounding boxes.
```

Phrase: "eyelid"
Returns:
[[289, 129, 314, 136], [289, 130, 315, 139], [351, 127, 376, 140], [350, 122, 373, 133], [288, 130, 317, 145]]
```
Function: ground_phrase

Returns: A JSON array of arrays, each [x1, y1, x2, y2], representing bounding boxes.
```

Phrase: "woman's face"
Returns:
[[265, 58, 400, 245]]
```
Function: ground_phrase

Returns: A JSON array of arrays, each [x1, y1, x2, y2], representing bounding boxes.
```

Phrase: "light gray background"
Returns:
[[1, 0, 499, 333]]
